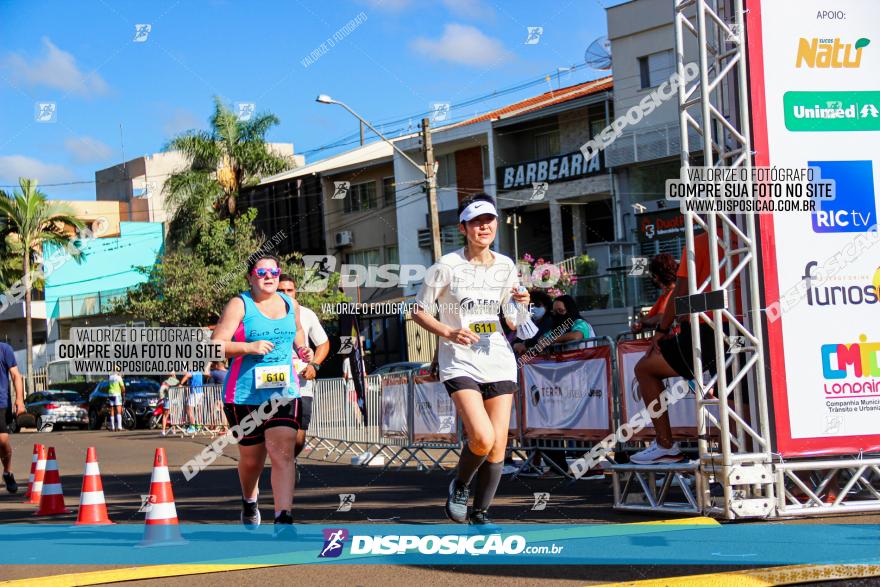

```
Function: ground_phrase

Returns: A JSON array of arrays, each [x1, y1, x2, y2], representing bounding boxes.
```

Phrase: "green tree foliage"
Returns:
[[163, 97, 293, 246], [116, 209, 347, 326]]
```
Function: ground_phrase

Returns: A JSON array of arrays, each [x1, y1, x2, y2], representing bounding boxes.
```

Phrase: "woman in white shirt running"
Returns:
[[412, 194, 530, 525]]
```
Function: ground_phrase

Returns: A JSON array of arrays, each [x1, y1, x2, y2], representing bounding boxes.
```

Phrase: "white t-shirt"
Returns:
[[292, 304, 329, 398], [416, 248, 520, 384]]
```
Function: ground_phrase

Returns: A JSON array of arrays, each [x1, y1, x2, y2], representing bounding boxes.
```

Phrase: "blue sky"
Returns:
[[0, 0, 619, 200]]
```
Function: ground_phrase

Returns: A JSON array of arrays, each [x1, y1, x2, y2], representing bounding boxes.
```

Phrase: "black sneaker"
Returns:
[[3, 472, 17, 494], [468, 509, 500, 531], [240, 499, 260, 530], [445, 479, 469, 523], [273, 511, 297, 538]]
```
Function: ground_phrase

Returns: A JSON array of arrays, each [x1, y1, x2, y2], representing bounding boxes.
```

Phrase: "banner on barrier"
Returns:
[[616, 340, 716, 438], [412, 376, 457, 443], [521, 350, 612, 439], [380, 374, 409, 438], [748, 0, 880, 456]]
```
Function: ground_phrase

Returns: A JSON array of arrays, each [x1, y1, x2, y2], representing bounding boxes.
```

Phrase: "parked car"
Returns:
[[370, 362, 430, 376], [9, 390, 89, 432], [87, 378, 161, 430]]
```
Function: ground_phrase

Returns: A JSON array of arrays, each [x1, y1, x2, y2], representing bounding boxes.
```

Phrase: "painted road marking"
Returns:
[[596, 563, 880, 586]]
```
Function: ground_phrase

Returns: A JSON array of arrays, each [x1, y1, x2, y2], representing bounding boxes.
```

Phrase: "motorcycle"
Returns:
[[148, 398, 165, 430]]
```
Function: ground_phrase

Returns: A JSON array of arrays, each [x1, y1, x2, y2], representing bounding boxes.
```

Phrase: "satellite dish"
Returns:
[[585, 36, 612, 70]]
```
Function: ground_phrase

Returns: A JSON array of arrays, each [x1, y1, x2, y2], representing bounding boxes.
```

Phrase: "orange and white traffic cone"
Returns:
[[139, 448, 185, 546], [36, 447, 70, 516], [76, 447, 113, 525], [23, 444, 42, 501], [27, 445, 47, 505]]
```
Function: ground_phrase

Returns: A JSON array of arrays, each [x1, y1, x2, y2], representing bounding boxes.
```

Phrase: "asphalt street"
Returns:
[[1, 429, 877, 586]]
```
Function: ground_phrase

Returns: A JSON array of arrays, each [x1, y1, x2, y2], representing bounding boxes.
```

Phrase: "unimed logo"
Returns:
[[796, 37, 870, 68], [319, 528, 348, 558], [809, 160, 877, 233]]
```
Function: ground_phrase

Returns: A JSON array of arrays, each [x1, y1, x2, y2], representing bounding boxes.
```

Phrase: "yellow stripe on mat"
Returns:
[[0, 564, 280, 587], [0, 517, 719, 587], [596, 563, 880, 587]]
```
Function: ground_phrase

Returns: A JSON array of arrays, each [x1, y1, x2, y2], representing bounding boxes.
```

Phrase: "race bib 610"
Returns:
[[255, 365, 290, 389]]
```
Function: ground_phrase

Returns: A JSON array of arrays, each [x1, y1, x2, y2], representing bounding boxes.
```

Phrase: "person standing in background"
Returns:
[[107, 368, 126, 432], [0, 342, 24, 492]]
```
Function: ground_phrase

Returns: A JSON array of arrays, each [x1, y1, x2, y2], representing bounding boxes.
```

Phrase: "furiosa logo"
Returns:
[[821, 335, 880, 397], [796, 37, 870, 68]]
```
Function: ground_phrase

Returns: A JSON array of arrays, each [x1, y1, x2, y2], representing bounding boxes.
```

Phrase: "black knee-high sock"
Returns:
[[472, 460, 503, 511], [456, 444, 487, 486]]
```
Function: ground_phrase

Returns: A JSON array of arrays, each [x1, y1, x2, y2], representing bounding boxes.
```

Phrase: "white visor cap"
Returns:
[[459, 200, 498, 223]]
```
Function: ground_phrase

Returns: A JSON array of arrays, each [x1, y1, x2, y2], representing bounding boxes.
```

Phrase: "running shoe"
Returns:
[[185, 426, 196, 434], [445, 479, 470, 523], [3, 472, 18, 494], [629, 441, 684, 465], [273, 511, 297, 538], [468, 509, 500, 531], [240, 498, 260, 530]]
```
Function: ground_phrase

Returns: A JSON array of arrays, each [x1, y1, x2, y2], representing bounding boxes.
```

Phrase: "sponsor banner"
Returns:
[[521, 349, 612, 439], [747, 0, 880, 455], [412, 376, 458, 443], [784, 90, 880, 132], [0, 524, 878, 565], [616, 340, 717, 438], [380, 374, 409, 438]]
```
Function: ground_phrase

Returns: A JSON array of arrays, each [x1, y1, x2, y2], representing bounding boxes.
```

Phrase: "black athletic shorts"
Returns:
[[300, 396, 312, 430], [658, 322, 729, 380], [0, 408, 9, 434], [443, 377, 517, 400], [223, 398, 302, 447]]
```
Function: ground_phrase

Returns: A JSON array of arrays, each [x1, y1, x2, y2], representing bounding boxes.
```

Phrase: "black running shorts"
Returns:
[[443, 377, 517, 400], [223, 398, 302, 447]]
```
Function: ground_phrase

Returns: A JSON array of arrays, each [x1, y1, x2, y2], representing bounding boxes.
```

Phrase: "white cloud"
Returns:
[[64, 136, 114, 165], [412, 24, 511, 66], [441, 0, 494, 20], [162, 107, 203, 137], [0, 155, 83, 197], [3, 38, 109, 97]]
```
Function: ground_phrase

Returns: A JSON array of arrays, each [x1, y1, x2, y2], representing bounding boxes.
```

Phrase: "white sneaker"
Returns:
[[630, 441, 684, 465]]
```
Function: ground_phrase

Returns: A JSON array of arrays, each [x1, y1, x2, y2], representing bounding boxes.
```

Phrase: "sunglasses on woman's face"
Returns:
[[252, 267, 281, 278]]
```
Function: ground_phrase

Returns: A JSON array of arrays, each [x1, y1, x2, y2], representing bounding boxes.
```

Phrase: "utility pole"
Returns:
[[507, 211, 522, 260], [422, 117, 442, 263], [359, 121, 365, 146]]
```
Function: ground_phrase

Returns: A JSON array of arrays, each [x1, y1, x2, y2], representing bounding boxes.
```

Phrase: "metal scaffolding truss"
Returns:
[[672, 0, 776, 520], [616, 0, 880, 520]]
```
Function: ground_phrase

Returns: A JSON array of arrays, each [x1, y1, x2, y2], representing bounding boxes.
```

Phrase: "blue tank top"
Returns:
[[223, 291, 299, 405]]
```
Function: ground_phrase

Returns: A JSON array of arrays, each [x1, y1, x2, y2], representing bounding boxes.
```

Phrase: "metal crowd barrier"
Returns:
[[305, 371, 461, 472], [509, 336, 621, 480], [166, 385, 226, 437]]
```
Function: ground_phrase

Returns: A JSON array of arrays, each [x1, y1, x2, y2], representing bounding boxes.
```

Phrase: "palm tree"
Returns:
[[164, 97, 293, 245], [0, 178, 84, 395]]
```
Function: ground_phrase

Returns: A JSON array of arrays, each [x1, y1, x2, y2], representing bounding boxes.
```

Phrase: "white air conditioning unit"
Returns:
[[335, 231, 354, 247]]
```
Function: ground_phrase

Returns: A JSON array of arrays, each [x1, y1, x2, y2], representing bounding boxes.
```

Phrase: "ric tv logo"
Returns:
[[821, 334, 880, 397], [796, 37, 870, 68], [809, 160, 877, 233]]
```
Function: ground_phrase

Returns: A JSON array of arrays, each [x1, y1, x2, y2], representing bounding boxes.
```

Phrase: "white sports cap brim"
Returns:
[[459, 200, 498, 223]]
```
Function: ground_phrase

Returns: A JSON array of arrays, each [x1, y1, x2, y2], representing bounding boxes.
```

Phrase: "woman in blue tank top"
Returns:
[[211, 254, 312, 531]]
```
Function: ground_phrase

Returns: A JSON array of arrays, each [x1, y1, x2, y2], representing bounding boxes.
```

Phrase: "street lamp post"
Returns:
[[316, 95, 442, 262]]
